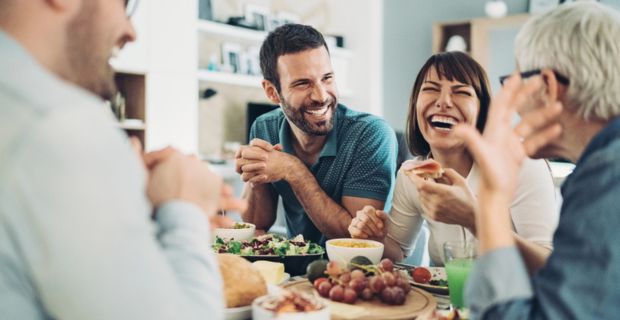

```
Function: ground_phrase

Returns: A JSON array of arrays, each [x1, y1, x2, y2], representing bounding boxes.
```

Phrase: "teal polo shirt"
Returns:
[[249, 104, 397, 245]]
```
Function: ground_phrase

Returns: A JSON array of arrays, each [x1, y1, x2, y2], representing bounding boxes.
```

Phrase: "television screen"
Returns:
[[246, 102, 279, 143]]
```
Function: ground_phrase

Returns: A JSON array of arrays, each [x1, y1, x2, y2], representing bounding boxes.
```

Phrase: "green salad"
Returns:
[[213, 234, 324, 257]]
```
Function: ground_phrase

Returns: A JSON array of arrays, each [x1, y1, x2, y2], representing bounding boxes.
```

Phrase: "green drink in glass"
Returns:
[[444, 241, 476, 309]]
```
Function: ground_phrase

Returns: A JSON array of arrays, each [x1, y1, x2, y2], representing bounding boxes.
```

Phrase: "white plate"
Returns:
[[225, 305, 251, 320], [410, 267, 449, 295], [224, 275, 289, 320]]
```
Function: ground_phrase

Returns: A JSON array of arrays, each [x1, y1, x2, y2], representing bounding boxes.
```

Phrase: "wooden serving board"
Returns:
[[282, 280, 436, 320]]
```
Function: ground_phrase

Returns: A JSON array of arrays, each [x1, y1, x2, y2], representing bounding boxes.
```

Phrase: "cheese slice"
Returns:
[[252, 260, 285, 285]]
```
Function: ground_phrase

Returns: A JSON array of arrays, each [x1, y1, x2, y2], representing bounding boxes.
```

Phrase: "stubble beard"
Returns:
[[63, 1, 117, 100], [280, 94, 336, 136]]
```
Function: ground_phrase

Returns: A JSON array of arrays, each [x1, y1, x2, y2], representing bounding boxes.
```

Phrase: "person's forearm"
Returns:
[[241, 182, 277, 230], [383, 236, 405, 262], [156, 202, 224, 319], [286, 163, 353, 239], [477, 192, 515, 254], [514, 233, 552, 275]]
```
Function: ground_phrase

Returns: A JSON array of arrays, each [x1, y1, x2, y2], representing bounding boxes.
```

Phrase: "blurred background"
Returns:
[[111, 0, 619, 157], [110, 0, 616, 202], [108, 0, 618, 262]]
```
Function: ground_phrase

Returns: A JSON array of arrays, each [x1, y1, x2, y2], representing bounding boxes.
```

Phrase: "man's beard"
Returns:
[[63, 1, 117, 100], [280, 95, 337, 136]]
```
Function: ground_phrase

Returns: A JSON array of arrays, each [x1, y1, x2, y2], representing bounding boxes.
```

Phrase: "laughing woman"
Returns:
[[349, 52, 558, 273]]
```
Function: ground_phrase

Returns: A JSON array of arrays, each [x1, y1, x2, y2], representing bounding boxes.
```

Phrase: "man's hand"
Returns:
[[348, 206, 388, 241], [408, 169, 477, 234], [130, 142, 247, 222], [144, 148, 222, 216], [235, 138, 299, 184]]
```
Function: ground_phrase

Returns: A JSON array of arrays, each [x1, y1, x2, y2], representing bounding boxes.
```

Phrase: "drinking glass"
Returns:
[[443, 241, 476, 309]]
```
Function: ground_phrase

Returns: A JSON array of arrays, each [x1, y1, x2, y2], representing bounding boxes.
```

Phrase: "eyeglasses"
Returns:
[[125, 0, 139, 17], [499, 69, 570, 86]]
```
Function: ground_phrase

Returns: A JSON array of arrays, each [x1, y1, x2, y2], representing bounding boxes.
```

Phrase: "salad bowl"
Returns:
[[213, 234, 325, 276]]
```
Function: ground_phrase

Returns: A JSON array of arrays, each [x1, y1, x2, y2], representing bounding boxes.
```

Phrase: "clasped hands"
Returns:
[[130, 138, 245, 229], [235, 138, 298, 185]]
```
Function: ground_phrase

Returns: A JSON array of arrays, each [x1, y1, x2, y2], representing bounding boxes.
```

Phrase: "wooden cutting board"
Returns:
[[282, 280, 436, 320]]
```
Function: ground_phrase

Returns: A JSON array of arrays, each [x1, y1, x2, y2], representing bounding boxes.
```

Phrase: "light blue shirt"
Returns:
[[0, 31, 224, 320], [465, 116, 620, 319]]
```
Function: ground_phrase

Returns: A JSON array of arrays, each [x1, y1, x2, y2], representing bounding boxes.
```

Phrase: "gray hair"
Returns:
[[515, 1, 620, 121]]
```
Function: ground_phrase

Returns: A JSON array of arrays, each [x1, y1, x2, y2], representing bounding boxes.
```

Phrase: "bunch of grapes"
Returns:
[[312, 258, 412, 305]]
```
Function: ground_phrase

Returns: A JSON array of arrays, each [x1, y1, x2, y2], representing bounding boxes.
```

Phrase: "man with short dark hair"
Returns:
[[236, 24, 397, 244], [0, 1, 238, 319]]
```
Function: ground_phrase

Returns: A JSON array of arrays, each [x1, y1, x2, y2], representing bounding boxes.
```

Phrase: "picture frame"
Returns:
[[265, 12, 301, 32], [276, 12, 301, 25], [266, 16, 282, 32], [221, 43, 242, 74], [246, 46, 261, 76], [245, 4, 270, 31]]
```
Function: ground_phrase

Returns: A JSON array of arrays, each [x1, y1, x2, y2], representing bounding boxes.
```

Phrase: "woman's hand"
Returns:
[[408, 169, 478, 234], [348, 205, 388, 241]]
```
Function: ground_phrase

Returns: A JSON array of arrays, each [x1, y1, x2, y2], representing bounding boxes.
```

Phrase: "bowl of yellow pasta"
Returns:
[[325, 238, 384, 264]]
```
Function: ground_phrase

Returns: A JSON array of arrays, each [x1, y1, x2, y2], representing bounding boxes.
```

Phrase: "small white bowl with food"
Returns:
[[325, 238, 384, 264], [252, 289, 330, 320], [214, 222, 256, 241]]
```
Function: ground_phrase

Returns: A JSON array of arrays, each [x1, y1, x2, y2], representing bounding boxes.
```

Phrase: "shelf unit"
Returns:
[[196, 19, 353, 88], [197, 20, 353, 58], [114, 72, 147, 148], [197, 69, 262, 88], [117, 120, 146, 130], [197, 19, 265, 42]]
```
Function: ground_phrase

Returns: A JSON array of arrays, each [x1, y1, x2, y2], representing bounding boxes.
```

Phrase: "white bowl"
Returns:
[[214, 223, 256, 241], [251, 294, 330, 320], [325, 238, 384, 264]]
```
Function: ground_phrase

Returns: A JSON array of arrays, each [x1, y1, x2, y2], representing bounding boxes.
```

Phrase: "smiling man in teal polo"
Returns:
[[235, 24, 396, 245]]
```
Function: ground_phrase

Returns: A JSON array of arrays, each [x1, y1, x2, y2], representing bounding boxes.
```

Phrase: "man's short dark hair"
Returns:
[[259, 24, 329, 93]]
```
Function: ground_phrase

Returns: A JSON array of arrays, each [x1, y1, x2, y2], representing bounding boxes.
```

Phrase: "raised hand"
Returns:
[[348, 205, 388, 240], [452, 72, 562, 252], [454, 74, 562, 201]]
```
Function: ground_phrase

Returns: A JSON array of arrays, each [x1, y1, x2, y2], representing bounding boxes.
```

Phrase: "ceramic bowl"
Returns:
[[325, 238, 384, 264], [214, 223, 256, 241]]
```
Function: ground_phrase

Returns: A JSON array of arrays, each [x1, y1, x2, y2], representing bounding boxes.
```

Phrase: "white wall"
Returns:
[[112, 0, 199, 153], [110, 0, 148, 74], [145, 1, 199, 153], [326, 0, 383, 116]]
